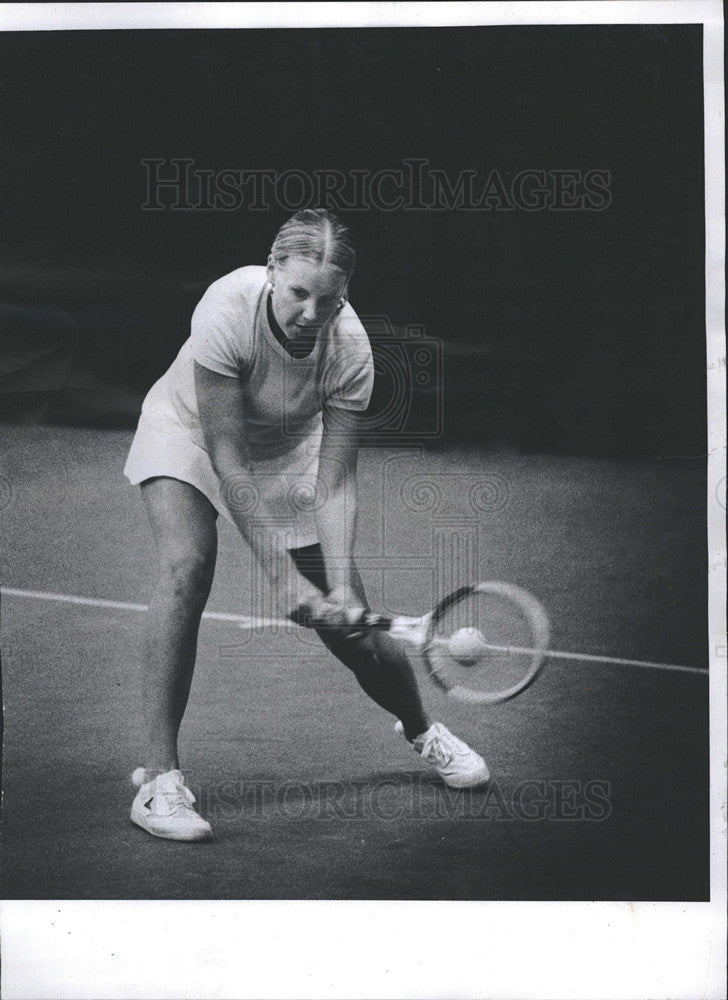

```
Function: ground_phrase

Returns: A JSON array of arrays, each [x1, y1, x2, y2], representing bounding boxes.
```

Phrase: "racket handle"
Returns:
[[289, 604, 391, 633], [352, 610, 392, 630], [342, 610, 393, 640]]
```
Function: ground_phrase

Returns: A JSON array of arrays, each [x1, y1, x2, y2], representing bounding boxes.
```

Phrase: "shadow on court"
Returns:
[[0, 425, 709, 900]]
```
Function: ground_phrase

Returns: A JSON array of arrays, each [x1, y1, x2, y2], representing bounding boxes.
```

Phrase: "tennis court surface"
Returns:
[[0, 424, 709, 899]]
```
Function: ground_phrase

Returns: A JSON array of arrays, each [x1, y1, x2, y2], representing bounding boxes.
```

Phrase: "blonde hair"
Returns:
[[269, 208, 356, 280]]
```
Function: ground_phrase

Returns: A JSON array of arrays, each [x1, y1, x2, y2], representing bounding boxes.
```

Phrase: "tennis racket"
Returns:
[[271, 580, 551, 705], [244, 580, 705, 704], [345, 580, 551, 704]]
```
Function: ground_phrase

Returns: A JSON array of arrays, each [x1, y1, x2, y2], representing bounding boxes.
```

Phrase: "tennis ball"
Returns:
[[448, 627, 487, 665]]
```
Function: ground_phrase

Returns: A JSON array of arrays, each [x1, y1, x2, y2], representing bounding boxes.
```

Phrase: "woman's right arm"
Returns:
[[193, 360, 324, 618]]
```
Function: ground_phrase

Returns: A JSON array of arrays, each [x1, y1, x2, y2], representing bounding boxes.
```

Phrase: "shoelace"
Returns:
[[148, 782, 196, 816], [420, 733, 454, 766]]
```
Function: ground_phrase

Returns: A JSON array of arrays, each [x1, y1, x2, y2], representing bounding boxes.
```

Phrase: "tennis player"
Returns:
[[124, 209, 488, 841]]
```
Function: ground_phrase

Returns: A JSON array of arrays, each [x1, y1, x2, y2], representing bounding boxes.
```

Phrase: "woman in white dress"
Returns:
[[124, 209, 487, 841]]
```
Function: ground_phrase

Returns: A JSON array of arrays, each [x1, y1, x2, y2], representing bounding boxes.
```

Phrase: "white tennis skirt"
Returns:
[[123, 411, 322, 549]]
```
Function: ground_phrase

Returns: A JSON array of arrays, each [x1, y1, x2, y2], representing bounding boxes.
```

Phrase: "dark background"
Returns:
[[0, 24, 711, 906], [0, 25, 706, 455]]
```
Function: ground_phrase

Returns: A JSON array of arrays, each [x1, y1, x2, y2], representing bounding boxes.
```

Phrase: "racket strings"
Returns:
[[427, 588, 545, 701]]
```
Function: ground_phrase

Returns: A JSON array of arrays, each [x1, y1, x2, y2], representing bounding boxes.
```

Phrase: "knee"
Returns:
[[159, 549, 215, 605]]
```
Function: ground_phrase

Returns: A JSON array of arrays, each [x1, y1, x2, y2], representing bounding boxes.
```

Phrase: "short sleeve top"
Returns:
[[141, 265, 374, 462]]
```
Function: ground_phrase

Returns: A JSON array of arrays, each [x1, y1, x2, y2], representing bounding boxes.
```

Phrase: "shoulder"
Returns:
[[326, 303, 373, 369], [189, 266, 266, 374], [194, 265, 267, 318]]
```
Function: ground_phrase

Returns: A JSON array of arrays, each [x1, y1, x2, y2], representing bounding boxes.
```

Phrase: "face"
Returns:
[[267, 256, 348, 339]]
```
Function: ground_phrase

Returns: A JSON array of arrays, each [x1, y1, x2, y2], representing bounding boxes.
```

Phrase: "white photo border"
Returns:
[[0, 3, 725, 999]]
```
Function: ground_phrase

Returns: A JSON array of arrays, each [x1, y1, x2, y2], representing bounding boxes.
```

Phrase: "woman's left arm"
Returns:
[[314, 405, 363, 604]]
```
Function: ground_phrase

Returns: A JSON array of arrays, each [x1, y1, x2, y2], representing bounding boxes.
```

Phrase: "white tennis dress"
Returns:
[[124, 265, 374, 548]]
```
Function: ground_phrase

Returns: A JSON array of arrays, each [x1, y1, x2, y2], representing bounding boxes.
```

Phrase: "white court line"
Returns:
[[0, 584, 705, 676], [235, 615, 706, 676], [0, 585, 256, 625]]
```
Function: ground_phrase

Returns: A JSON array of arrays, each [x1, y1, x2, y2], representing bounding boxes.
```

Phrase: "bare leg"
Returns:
[[289, 544, 430, 741], [140, 477, 218, 771]]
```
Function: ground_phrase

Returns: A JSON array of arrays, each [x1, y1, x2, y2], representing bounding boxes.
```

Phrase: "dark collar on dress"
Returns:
[[266, 291, 317, 360]]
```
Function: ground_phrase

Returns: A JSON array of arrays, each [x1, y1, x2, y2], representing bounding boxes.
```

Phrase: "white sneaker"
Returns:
[[396, 721, 490, 788], [130, 768, 212, 842]]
